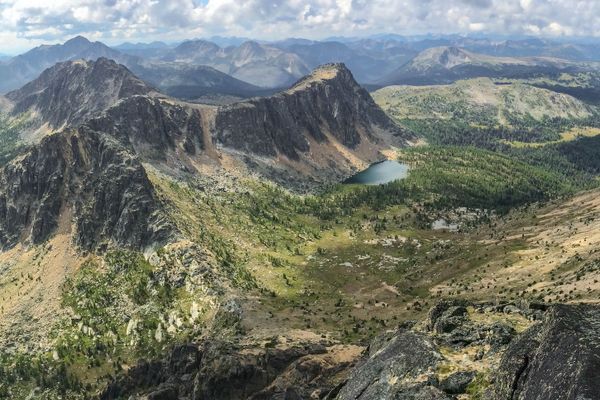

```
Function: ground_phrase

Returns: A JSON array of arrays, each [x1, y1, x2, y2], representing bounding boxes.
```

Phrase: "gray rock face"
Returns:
[[85, 95, 205, 160], [427, 300, 516, 350], [0, 133, 67, 247], [334, 330, 443, 400], [6, 58, 154, 130], [214, 63, 407, 160], [439, 371, 476, 395], [71, 127, 171, 250], [491, 304, 600, 400], [0, 127, 170, 250]]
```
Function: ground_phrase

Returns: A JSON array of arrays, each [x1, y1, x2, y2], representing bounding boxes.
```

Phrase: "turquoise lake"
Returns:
[[344, 160, 409, 185]]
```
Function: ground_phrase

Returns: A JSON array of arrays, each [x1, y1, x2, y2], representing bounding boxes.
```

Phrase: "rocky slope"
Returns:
[[98, 300, 600, 400], [0, 124, 170, 251], [6, 58, 156, 134], [214, 63, 407, 160]]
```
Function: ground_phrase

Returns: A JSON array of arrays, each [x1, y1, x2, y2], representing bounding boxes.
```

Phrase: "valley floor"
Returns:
[[2, 150, 600, 398]]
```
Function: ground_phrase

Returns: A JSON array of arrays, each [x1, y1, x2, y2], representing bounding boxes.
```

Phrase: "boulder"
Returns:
[[490, 304, 600, 400], [334, 330, 443, 400], [439, 371, 476, 394]]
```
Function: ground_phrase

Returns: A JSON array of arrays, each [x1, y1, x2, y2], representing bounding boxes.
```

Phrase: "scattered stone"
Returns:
[[439, 371, 476, 394]]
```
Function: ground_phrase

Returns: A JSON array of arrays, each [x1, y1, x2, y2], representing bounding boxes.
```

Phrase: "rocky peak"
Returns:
[[413, 46, 473, 69], [6, 57, 155, 131], [173, 40, 220, 57], [214, 62, 406, 164], [63, 35, 92, 49], [287, 62, 356, 92]]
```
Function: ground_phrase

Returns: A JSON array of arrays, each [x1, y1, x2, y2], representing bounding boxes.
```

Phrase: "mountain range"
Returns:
[[0, 37, 265, 99], [2, 35, 600, 98]]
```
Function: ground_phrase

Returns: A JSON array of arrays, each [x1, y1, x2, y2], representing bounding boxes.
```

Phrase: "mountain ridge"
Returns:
[[0, 59, 409, 252], [0, 36, 266, 100], [381, 45, 584, 85]]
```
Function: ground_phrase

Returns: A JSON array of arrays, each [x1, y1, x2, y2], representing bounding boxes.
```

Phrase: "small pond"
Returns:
[[344, 160, 409, 185]]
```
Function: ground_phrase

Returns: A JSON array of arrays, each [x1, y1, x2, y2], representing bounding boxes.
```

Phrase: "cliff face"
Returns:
[[0, 127, 170, 251], [85, 96, 206, 160], [214, 63, 406, 160], [491, 304, 600, 400]]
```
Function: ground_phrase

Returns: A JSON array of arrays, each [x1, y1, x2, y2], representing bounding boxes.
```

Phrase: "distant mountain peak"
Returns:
[[64, 35, 92, 46], [412, 46, 473, 68]]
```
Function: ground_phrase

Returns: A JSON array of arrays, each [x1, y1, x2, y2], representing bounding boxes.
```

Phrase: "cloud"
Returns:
[[0, 0, 597, 52]]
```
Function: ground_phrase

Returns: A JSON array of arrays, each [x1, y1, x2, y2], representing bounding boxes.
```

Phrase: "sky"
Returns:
[[0, 0, 598, 53]]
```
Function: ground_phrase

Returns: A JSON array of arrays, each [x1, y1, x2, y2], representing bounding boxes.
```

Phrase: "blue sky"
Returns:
[[0, 0, 598, 53]]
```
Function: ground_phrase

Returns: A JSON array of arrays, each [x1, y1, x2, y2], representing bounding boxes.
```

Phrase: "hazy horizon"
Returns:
[[0, 0, 598, 54], [0, 31, 598, 57]]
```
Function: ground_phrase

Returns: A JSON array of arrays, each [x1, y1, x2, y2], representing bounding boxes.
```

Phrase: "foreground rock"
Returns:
[[97, 302, 600, 399], [332, 330, 445, 400], [101, 339, 363, 400], [490, 304, 600, 400], [333, 302, 600, 400]]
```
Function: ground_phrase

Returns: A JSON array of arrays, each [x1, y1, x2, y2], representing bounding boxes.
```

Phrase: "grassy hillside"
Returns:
[[373, 78, 599, 146]]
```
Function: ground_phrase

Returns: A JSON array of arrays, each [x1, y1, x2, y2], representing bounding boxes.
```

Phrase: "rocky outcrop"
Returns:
[[333, 330, 444, 400], [95, 302, 600, 399], [101, 340, 361, 400], [0, 133, 67, 247], [71, 127, 171, 250], [333, 302, 600, 400], [426, 300, 517, 350], [214, 63, 408, 160], [6, 58, 154, 131], [0, 126, 170, 251], [85, 95, 206, 160], [490, 304, 600, 400]]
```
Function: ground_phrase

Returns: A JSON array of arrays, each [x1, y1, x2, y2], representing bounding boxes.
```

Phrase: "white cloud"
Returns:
[[469, 22, 486, 32], [0, 0, 597, 52]]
